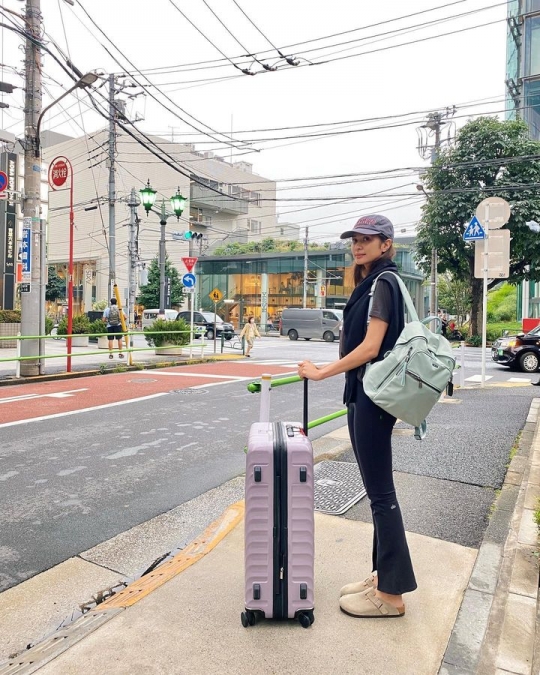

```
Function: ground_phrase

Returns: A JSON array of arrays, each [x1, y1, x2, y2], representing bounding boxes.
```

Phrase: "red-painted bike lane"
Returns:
[[0, 362, 297, 425]]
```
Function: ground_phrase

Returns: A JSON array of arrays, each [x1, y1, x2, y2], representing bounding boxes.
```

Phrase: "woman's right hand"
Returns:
[[298, 360, 324, 381]]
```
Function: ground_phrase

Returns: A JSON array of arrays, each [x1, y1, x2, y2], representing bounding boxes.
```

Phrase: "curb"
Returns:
[[439, 399, 540, 674], [0, 502, 246, 674]]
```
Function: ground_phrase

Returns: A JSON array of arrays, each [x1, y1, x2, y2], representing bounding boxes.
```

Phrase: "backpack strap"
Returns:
[[414, 420, 427, 440], [368, 271, 419, 323]]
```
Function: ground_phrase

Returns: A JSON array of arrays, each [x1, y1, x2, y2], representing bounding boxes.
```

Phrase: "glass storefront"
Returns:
[[47, 261, 97, 319], [197, 248, 424, 329]]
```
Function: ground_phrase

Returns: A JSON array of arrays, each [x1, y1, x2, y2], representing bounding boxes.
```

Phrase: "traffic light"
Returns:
[[184, 232, 203, 242]]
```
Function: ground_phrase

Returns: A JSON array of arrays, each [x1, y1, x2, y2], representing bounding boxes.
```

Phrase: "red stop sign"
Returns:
[[49, 159, 69, 189]]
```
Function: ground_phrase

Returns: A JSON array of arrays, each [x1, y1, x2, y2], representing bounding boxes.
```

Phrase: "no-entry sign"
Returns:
[[48, 158, 69, 189]]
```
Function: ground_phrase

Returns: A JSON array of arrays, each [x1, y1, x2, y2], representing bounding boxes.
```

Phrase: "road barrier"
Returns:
[[247, 373, 347, 434], [0, 328, 243, 378]]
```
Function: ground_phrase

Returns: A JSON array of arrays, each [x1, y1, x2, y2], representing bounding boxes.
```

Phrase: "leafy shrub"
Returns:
[[45, 316, 54, 335], [0, 310, 21, 323], [466, 334, 482, 347], [88, 318, 107, 340], [144, 318, 190, 347], [56, 314, 91, 336], [487, 284, 517, 323]]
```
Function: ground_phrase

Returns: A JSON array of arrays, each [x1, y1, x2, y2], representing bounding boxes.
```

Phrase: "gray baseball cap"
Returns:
[[340, 214, 394, 240]]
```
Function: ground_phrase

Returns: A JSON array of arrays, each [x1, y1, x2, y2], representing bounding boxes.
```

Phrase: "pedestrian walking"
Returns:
[[298, 214, 417, 618], [240, 316, 260, 357], [103, 298, 125, 359]]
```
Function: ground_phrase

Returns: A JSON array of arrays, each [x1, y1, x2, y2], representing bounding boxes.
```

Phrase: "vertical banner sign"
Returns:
[[1, 152, 18, 309], [21, 222, 32, 281]]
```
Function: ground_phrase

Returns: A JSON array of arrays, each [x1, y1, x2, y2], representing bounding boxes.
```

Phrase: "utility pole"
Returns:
[[20, 0, 42, 377], [418, 109, 454, 317], [108, 73, 116, 299], [303, 226, 309, 308], [428, 112, 442, 318]]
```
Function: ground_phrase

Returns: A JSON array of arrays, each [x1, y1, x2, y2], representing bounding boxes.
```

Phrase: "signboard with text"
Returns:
[[182, 257, 198, 273], [21, 227, 31, 280], [48, 157, 69, 189]]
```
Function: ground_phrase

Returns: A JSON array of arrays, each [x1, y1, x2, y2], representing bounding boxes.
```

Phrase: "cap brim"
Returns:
[[340, 227, 377, 239]]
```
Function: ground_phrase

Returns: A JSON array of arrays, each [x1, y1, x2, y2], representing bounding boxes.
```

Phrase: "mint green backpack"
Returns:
[[363, 272, 456, 440]]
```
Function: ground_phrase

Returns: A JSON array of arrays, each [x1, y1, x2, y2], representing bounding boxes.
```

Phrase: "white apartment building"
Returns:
[[43, 130, 278, 313]]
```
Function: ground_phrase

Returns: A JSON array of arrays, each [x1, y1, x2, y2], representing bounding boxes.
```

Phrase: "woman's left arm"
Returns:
[[298, 317, 389, 381]]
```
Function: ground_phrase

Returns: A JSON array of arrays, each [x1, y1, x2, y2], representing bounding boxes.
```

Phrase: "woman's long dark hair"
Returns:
[[353, 235, 396, 286]]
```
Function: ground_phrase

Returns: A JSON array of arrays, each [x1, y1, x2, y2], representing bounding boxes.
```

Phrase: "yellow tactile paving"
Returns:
[[96, 501, 245, 610]]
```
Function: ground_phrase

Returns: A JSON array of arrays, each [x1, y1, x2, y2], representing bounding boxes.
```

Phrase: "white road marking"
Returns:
[[465, 374, 493, 382], [147, 371, 248, 380], [0, 393, 168, 429], [0, 388, 89, 404], [508, 377, 532, 382]]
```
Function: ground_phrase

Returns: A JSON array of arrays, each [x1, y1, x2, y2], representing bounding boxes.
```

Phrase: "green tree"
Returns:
[[213, 238, 326, 256], [416, 117, 540, 335], [437, 273, 472, 328], [137, 256, 184, 309], [46, 266, 66, 302]]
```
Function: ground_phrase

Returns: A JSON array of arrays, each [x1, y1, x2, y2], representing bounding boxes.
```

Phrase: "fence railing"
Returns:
[[0, 328, 244, 378], [247, 373, 347, 436]]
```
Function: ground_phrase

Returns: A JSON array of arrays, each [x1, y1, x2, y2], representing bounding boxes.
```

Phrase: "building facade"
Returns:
[[506, 1, 540, 318], [42, 130, 278, 316]]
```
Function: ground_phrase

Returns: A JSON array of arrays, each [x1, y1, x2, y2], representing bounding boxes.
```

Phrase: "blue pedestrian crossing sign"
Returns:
[[182, 273, 196, 288], [463, 215, 486, 241]]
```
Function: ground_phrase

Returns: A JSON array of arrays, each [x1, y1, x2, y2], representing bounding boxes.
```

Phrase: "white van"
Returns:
[[280, 308, 342, 342], [141, 309, 178, 328]]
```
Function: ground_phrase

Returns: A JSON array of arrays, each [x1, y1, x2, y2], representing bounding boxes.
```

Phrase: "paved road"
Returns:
[[0, 338, 535, 594], [0, 359, 346, 592]]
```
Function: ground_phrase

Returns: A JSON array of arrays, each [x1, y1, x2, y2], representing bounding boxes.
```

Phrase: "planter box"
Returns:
[[0, 323, 20, 349], [72, 336, 89, 348], [154, 345, 183, 356], [98, 336, 109, 349]]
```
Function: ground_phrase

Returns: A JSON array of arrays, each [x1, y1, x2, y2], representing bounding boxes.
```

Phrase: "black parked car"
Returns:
[[176, 311, 235, 341], [491, 325, 540, 373]]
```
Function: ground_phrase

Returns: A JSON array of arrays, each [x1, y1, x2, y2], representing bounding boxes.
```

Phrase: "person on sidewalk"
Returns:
[[298, 214, 417, 619], [240, 316, 260, 357], [103, 298, 125, 360]]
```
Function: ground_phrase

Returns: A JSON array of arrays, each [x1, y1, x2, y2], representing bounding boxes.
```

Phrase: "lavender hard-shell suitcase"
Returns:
[[242, 380, 315, 629]]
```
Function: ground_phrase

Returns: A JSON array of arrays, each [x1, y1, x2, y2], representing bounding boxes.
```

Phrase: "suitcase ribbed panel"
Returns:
[[286, 427, 315, 618], [244, 423, 275, 617]]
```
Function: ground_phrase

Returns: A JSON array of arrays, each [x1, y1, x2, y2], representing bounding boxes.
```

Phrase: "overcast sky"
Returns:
[[0, 0, 508, 241]]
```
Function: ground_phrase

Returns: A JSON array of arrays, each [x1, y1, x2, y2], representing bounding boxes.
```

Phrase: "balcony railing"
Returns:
[[190, 183, 249, 215]]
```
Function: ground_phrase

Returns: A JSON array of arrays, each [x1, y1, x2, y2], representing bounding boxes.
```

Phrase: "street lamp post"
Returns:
[[140, 182, 186, 316]]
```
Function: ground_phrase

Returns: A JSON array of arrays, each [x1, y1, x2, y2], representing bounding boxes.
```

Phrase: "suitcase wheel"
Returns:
[[298, 610, 314, 629], [241, 610, 257, 627]]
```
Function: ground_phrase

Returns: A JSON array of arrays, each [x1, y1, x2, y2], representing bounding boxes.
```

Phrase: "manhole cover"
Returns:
[[129, 378, 157, 383], [170, 389, 209, 395], [314, 461, 366, 515]]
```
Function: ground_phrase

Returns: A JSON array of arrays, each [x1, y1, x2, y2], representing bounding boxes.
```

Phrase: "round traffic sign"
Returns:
[[475, 197, 511, 230], [182, 273, 196, 288], [0, 170, 7, 192], [48, 158, 69, 189]]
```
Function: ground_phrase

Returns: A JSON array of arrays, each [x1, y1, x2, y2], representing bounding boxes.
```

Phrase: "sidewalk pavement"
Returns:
[[1, 388, 538, 675]]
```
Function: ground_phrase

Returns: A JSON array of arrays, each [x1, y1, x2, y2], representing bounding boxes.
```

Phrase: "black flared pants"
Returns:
[[347, 383, 417, 595]]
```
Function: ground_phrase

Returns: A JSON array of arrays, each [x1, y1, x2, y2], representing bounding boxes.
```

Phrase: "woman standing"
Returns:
[[298, 214, 416, 618], [240, 316, 260, 358]]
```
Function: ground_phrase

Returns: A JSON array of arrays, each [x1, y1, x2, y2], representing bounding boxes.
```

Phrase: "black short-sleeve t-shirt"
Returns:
[[369, 279, 393, 323]]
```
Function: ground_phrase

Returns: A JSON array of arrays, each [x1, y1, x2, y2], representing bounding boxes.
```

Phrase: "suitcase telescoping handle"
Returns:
[[258, 374, 309, 436]]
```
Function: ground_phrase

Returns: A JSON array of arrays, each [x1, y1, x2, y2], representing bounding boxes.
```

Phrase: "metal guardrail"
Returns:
[[0, 328, 244, 378], [247, 374, 347, 435]]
